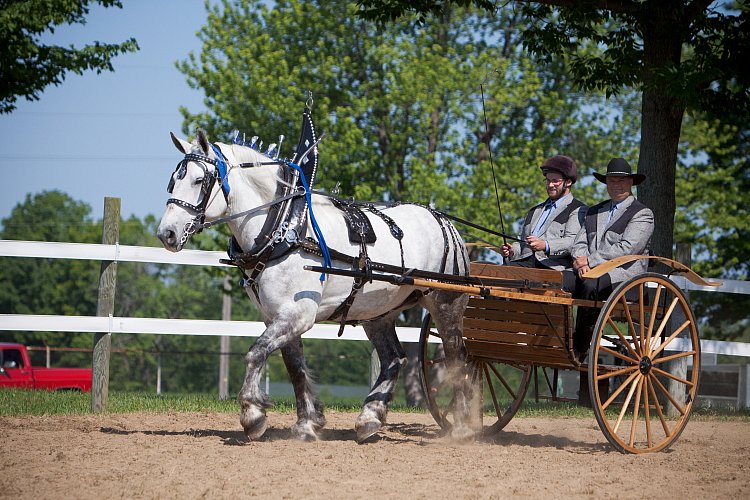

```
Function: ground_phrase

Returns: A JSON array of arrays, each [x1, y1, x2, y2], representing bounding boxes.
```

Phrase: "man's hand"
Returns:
[[573, 255, 590, 277], [500, 244, 514, 258], [526, 235, 546, 252]]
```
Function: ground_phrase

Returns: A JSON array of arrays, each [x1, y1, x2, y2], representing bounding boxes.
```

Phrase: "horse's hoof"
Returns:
[[355, 420, 381, 443], [240, 406, 267, 440], [450, 426, 476, 442], [291, 421, 319, 442]]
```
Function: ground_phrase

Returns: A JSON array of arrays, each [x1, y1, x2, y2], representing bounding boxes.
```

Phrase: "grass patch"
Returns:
[[2, 388, 748, 422]]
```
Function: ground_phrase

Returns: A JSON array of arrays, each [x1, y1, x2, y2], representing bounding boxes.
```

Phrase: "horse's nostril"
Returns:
[[157, 228, 176, 248]]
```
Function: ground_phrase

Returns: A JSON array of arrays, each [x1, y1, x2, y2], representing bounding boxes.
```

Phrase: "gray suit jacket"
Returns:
[[510, 194, 587, 271], [571, 195, 654, 283]]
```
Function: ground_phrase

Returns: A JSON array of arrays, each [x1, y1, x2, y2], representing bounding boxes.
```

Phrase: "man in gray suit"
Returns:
[[501, 155, 586, 275], [568, 157, 655, 358]]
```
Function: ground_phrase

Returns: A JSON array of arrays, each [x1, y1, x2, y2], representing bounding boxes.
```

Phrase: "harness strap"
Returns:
[[198, 188, 304, 230], [330, 225, 373, 336]]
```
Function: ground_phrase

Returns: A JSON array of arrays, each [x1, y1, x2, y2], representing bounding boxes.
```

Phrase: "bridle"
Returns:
[[165, 145, 306, 250], [166, 151, 228, 248]]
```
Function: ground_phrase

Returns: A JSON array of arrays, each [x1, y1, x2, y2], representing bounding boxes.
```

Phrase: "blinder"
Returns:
[[166, 153, 219, 214]]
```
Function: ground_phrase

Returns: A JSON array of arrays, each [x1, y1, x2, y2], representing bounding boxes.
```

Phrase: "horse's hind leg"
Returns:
[[356, 313, 407, 443], [281, 339, 326, 441], [422, 289, 479, 440]]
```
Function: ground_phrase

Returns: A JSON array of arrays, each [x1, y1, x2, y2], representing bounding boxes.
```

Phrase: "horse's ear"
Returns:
[[197, 129, 210, 155], [170, 132, 192, 154]]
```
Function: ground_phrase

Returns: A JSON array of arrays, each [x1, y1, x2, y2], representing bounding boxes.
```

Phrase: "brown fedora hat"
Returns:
[[540, 155, 578, 183], [593, 157, 646, 185]]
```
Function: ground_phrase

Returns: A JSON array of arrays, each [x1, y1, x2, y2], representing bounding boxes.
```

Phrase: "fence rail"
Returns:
[[1, 238, 748, 356], [0, 313, 422, 343]]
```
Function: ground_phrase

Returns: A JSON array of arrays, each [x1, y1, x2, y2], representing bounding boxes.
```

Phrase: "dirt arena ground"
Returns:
[[1, 410, 748, 499]]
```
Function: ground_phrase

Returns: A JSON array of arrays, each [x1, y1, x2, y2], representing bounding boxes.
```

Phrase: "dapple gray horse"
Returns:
[[157, 130, 475, 442]]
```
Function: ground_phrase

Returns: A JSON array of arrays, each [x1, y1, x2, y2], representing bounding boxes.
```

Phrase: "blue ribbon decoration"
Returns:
[[287, 161, 331, 281], [210, 144, 231, 197]]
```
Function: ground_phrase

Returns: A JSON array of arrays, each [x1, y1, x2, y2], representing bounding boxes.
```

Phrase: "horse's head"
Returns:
[[156, 130, 229, 252]]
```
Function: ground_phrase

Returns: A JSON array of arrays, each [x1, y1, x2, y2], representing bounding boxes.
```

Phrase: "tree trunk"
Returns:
[[636, 12, 686, 260]]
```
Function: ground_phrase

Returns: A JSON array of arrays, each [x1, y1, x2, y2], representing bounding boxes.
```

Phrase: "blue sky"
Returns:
[[1, 1, 209, 223]]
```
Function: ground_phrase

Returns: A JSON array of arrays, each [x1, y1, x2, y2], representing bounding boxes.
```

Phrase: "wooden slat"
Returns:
[[464, 307, 565, 326], [463, 328, 565, 348], [467, 297, 568, 315], [464, 318, 560, 337], [465, 339, 574, 366], [470, 262, 564, 287]]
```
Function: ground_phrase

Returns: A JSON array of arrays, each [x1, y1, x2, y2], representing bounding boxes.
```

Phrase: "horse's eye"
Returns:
[[194, 177, 204, 185]]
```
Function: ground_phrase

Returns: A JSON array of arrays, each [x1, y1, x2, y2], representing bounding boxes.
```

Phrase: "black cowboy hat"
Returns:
[[540, 155, 578, 184], [593, 157, 646, 185]]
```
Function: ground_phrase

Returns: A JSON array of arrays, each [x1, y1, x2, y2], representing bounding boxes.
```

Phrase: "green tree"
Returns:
[[0, 0, 139, 113], [177, 1, 643, 398], [358, 0, 750, 262]]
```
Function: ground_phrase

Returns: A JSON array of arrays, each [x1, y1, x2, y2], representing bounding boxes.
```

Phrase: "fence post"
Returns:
[[667, 243, 690, 417], [219, 274, 231, 400], [91, 197, 120, 412]]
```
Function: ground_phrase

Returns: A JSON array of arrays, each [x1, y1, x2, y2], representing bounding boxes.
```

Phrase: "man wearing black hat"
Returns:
[[500, 155, 587, 273], [567, 157, 654, 403]]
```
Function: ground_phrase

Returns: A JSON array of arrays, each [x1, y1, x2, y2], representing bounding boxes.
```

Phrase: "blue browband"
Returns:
[[210, 144, 231, 197]]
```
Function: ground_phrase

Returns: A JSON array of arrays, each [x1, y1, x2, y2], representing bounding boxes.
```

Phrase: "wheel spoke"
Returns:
[[644, 284, 663, 353], [614, 373, 641, 434], [639, 283, 646, 352], [607, 316, 640, 359], [600, 343, 638, 365], [432, 378, 450, 395], [651, 320, 691, 358], [651, 350, 696, 366], [619, 295, 641, 356], [427, 356, 446, 366], [488, 362, 517, 399], [649, 297, 680, 351], [596, 364, 638, 382], [651, 365, 694, 388], [629, 377, 645, 447], [643, 377, 653, 448], [648, 373, 671, 436], [651, 372, 687, 416], [603, 369, 640, 411], [483, 364, 503, 419]]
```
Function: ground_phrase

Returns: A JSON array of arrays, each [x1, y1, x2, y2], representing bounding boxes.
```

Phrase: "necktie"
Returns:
[[531, 202, 555, 236], [606, 202, 617, 226]]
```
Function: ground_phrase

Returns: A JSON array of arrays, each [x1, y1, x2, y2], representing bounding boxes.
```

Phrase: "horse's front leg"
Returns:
[[281, 339, 326, 441], [357, 314, 407, 443], [238, 318, 312, 440]]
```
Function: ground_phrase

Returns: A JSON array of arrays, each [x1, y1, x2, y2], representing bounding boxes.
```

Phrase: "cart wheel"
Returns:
[[588, 273, 701, 453], [419, 313, 532, 435]]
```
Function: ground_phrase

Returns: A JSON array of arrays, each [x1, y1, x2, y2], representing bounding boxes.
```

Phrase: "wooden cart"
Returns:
[[418, 257, 720, 454]]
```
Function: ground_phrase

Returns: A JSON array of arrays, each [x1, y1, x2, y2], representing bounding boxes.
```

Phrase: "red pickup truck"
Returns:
[[0, 343, 92, 392]]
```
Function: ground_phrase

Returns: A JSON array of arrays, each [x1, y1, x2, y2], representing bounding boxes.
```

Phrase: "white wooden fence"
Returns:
[[1, 239, 747, 350], [1, 238, 749, 407]]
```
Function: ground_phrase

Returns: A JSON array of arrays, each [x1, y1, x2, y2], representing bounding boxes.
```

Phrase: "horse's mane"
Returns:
[[220, 142, 292, 200]]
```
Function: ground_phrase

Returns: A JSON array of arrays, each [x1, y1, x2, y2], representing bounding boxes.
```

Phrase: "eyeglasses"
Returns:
[[544, 178, 564, 185]]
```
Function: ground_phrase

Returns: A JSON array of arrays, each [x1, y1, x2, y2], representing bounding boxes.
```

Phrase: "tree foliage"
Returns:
[[178, 1, 636, 242], [356, 0, 750, 263], [0, 0, 139, 113]]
